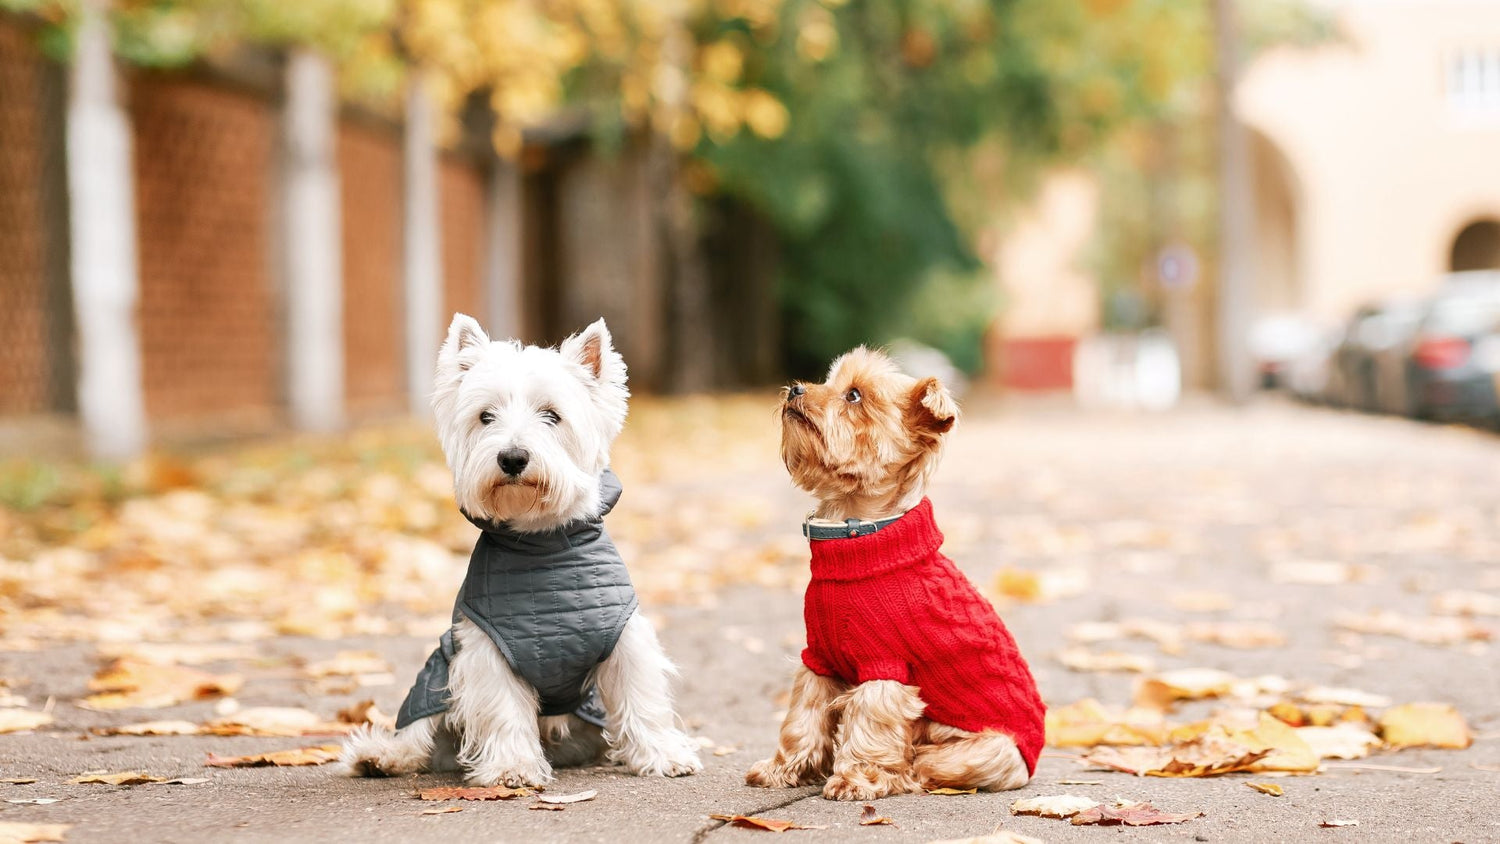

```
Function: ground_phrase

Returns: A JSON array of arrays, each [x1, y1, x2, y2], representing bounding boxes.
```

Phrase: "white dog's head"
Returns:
[[432, 314, 628, 532]]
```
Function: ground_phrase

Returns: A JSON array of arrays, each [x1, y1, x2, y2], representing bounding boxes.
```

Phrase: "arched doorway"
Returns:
[[1249, 131, 1302, 310], [1450, 219, 1500, 271]]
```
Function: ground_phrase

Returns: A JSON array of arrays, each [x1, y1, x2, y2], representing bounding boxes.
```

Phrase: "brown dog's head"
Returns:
[[780, 347, 958, 519]]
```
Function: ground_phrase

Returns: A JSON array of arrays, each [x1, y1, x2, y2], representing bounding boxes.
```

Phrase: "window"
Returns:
[[1446, 47, 1500, 124]]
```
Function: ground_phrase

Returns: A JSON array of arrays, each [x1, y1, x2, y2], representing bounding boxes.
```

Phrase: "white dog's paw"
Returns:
[[466, 756, 554, 789], [616, 732, 704, 778], [339, 725, 430, 777]]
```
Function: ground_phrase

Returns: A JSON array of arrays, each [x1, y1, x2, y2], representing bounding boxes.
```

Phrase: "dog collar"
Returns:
[[803, 512, 906, 540]]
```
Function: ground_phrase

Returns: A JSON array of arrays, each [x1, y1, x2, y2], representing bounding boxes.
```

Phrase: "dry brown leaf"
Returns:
[[1378, 703, 1472, 749], [1056, 648, 1155, 674], [1010, 794, 1098, 818], [161, 777, 210, 785], [418, 785, 534, 801], [1133, 668, 1237, 710], [420, 807, 463, 815], [0, 711, 52, 734], [1082, 728, 1272, 778], [80, 658, 242, 711], [70, 771, 166, 785], [91, 720, 200, 737], [1319, 819, 1359, 828], [529, 803, 565, 811], [203, 745, 342, 768], [1070, 800, 1203, 826], [926, 787, 979, 795], [858, 804, 894, 826], [0, 822, 71, 844], [1246, 782, 1284, 796], [709, 814, 828, 832], [203, 707, 352, 737], [336, 699, 394, 730], [536, 789, 596, 805], [0, 779, 38, 785]]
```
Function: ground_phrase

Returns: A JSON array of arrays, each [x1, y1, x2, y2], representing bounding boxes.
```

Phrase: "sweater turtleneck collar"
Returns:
[[807, 497, 945, 581], [458, 468, 622, 554]]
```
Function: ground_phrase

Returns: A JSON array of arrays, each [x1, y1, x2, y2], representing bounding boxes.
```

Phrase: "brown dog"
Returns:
[[746, 347, 1044, 801]]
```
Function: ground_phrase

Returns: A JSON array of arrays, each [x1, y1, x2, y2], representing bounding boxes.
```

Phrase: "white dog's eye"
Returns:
[[479, 410, 495, 426], [845, 388, 861, 404], [540, 408, 561, 426]]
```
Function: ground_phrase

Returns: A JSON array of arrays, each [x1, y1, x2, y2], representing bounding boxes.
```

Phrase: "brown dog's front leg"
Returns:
[[746, 667, 847, 788], [821, 680, 925, 801]]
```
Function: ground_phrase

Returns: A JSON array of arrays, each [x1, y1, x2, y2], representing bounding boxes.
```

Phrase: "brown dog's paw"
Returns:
[[821, 770, 915, 801], [746, 759, 818, 788]]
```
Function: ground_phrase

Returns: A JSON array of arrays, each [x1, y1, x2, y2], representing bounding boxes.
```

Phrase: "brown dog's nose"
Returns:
[[789, 384, 806, 398]]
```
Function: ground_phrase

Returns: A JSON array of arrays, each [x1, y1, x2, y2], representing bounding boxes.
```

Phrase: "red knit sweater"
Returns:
[[801, 498, 1046, 774]]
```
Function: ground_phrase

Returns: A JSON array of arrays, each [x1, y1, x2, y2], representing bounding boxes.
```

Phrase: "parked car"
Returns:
[[1406, 272, 1500, 422], [1327, 299, 1423, 411]]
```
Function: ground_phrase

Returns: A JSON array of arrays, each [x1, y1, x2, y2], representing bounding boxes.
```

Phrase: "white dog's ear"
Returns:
[[561, 319, 627, 389], [439, 313, 489, 374]]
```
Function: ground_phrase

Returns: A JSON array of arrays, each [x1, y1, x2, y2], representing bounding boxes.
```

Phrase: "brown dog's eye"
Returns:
[[845, 388, 861, 404]]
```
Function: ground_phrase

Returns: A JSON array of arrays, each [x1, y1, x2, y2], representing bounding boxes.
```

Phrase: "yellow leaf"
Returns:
[[70, 771, 166, 785], [204, 745, 343, 768], [0, 822, 71, 844], [1378, 703, 1472, 749], [1246, 782, 1284, 797], [0, 710, 52, 734]]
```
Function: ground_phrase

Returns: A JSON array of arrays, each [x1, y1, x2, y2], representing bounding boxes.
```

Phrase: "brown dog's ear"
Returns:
[[906, 376, 957, 435]]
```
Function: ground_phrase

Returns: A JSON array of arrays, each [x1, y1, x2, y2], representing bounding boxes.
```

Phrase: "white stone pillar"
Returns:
[[403, 72, 442, 414], [67, 0, 146, 458], [283, 49, 344, 431]]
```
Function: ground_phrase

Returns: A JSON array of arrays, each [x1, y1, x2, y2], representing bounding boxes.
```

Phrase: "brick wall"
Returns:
[[441, 157, 486, 331], [338, 121, 404, 416], [0, 21, 54, 415], [131, 75, 278, 424]]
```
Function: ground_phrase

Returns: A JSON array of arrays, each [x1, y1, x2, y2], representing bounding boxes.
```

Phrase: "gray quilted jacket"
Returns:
[[395, 469, 638, 729]]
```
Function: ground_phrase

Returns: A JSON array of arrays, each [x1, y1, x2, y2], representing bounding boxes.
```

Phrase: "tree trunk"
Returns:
[[282, 48, 343, 431], [1213, 0, 1256, 402], [403, 72, 442, 414], [67, 0, 147, 458]]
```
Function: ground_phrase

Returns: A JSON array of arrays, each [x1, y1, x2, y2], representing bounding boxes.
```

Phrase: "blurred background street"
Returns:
[[3, 0, 1500, 841]]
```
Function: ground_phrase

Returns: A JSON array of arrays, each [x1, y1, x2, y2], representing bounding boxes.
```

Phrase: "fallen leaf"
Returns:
[[1334, 611, 1492, 646], [529, 803, 565, 811], [0, 711, 52, 734], [99, 642, 255, 666], [709, 814, 828, 832], [1429, 590, 1500, 617], [994, 568, 1088, 603], [926, 787, 978, 795], [1045, 698, 1172, 747], [1378, 703, 1472, 749], [420, 806, 463, 815], [303, 651, 391, 678], [161, 777, 210, 785], [336, 700, 394, 730], [80, 659, 242, 710], [0, 822, 70, 844], [91, 720, 200, 736], [0, 779, 38, 785], [1133, 668, 1237, 710], [418, 785, 534, 801], [1270, 560, 1372, 585], [1069, 619, 1183, 654], [1010, 794, 1098, 818], [1246, 782, 1284, 796], [1320, 819, 1359, 828], [5, 799, 60, 805], [536, 789, 596, 805], [1070, 800, 1203, 826], [1184, 622, 1287, 649], [1168, 590, 1234, 612], [1323, 762, 1441, 774], [203, 745, 342, 768], [70, 771, 166, 785], [1295, 724, 1382, 760], [1082, 728, 1273, 778], [1297, 686, 1392, 708], [203, 707, 352, 737], [858, 804, 894, 826], [1056, 648, 1154, 674]]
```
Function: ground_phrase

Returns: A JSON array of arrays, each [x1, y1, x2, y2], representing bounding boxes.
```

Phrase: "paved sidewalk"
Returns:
[[1, 399, 1497, 842]]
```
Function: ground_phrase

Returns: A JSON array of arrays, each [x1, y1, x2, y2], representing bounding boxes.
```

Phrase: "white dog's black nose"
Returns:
[[498, 448, 530, 477]]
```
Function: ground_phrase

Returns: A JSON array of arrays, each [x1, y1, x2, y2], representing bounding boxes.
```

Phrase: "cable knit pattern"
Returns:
[[801, 498, 1046, 774]]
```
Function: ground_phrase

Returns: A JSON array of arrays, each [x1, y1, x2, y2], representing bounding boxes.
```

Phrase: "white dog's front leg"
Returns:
[[594, 611, 703, 777], [448, 615, 552, 787]]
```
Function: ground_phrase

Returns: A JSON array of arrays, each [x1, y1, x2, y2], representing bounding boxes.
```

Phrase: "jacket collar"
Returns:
[[806, 498, 944, 581]]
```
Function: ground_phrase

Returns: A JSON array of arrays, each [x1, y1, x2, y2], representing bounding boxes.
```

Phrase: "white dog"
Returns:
[[341, 314, 702, 786]]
